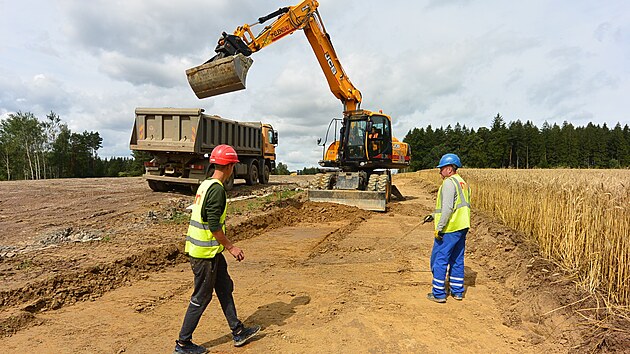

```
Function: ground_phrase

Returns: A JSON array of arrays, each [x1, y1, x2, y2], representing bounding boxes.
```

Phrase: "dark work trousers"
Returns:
[[178, 253, 243, 342]]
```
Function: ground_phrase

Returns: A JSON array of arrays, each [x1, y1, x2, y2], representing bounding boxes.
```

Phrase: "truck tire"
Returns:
[[245, 161, 259, 186], [259, 164, 270, 184], [224, 173, 235, 191], [148, 180, 168, 192]]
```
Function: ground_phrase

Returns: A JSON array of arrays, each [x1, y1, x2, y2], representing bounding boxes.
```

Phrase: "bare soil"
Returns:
[[0, 174, 627, 353]]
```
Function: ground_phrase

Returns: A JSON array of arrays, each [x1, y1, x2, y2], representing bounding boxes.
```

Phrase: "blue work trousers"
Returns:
[[430, 228, 468, 299]]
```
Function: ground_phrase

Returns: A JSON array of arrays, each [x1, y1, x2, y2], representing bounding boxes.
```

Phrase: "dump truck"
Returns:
[[129, 107, 278, 192], [185, 0, 410, 211]]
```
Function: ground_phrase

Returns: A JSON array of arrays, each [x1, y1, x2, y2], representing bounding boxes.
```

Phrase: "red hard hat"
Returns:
[[209, 144, 239, 165]]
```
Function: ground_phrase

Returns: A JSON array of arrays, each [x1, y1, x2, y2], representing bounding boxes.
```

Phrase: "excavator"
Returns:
[[185, 0, 410, 211]]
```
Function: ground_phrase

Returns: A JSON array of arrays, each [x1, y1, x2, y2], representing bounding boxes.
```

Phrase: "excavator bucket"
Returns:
[[307, 189, 387, 212], [186, 53, 254, 99]]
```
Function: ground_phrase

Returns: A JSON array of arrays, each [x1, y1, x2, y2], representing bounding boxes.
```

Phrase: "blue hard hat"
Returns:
[[437, 153, 462, 168]]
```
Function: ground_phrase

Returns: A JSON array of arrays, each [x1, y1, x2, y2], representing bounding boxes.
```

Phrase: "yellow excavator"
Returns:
[[186, 0, 410, 211]]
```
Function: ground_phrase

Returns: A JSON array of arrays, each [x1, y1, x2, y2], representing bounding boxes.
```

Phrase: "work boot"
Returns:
[[233, 325, 261, 347], [451, 293, 464, 301], [173, 340, 207, 354], [426, 293, 446, 303]]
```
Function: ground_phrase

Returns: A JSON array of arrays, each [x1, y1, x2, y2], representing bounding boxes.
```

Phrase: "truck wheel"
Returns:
[[259, 164, 270, 184], [245, 162, 258, 186], [148, 180, 168, 192], [224, 173, 235, 191]]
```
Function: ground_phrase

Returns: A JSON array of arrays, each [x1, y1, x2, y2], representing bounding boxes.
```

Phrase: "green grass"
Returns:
[[17, 259, 33, 270], [167, 209, 190, 224], [229, 190, 300, 215]]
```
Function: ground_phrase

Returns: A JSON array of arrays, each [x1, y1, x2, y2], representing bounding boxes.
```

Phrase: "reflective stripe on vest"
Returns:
[[434, 174, 471, 233], [185, 179, 227, 258]]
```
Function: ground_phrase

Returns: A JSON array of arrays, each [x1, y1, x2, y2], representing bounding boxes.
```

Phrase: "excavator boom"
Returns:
[[186, 0, 362, 111], [186, 1, 410, 211]]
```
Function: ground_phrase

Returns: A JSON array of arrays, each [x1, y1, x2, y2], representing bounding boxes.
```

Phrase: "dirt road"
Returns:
[[0, 175, 610, 352]]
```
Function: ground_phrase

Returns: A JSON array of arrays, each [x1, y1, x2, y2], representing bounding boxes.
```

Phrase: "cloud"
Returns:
[[59, 0, 277, 60], [425, 0, 472, 9], [593, 22, 626, 44], [98, 52, 185, 87], [0, 72, 72, 116]]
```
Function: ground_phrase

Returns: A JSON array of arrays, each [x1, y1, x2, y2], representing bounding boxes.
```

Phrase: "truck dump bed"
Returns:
[[130, 108, 263, 156]]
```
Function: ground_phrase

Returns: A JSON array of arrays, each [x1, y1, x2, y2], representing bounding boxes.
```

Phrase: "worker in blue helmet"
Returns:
[[426, 153, 471, 303]]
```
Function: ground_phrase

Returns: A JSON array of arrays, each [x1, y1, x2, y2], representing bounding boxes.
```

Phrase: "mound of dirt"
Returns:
[[0, 194, 371, 337], [231, 199, 370, 243]]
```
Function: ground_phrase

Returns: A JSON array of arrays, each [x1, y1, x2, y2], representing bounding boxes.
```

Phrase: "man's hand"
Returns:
[[434, 230, 443, 241], [228, 246, 244, 262]]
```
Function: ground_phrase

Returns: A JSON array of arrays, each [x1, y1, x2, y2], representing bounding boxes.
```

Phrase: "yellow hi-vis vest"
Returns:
[[434, 174, 471, 233], [185, 179, 227, 258]]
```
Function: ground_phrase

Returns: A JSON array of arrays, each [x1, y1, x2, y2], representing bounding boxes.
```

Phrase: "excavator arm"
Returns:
[[186, 1, 411, 211], [186, 0, 362, 111]]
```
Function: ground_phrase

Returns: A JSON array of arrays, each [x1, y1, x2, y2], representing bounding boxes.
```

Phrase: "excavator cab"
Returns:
[[343, 119, 367, 162], [365, 115, 392, 161], [338, 113, 393, 168]]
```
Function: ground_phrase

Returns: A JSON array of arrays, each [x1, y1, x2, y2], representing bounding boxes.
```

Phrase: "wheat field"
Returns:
[[413, 168, 630, 307]]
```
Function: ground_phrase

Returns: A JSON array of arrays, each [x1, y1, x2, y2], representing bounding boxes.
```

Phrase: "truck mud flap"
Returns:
[[307, 189, 387, 212], [186, 53, 254, 99]]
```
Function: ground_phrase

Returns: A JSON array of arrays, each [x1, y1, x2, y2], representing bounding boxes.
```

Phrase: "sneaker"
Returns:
[[233, 325, 261, 347], [426, 293, 446, 303], [451, 293, 464, 301], [173, 340, 207, 354]]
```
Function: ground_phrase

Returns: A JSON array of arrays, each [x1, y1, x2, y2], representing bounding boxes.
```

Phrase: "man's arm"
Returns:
[[436, 179, 457, 232], [203, 184, 225, 231], [212, 229, 244, 261], [203, 183, 244, 261]]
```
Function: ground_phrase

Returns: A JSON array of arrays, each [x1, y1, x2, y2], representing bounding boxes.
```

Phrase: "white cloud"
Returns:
[[98, 52, 185, 87]]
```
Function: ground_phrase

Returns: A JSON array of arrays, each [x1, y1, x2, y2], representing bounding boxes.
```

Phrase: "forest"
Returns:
[[403, 113, 630, 170], [1, 111, 628, 181], [0, 111, 145, 181]]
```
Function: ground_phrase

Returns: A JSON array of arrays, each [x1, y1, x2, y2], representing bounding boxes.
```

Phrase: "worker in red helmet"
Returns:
[[174, 144, 260, 354]]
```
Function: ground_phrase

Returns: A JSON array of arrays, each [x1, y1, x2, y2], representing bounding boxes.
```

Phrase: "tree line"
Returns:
[[2, 110, 628, 182], [403, 114, 630, 170], [0, 111, 146, 181]]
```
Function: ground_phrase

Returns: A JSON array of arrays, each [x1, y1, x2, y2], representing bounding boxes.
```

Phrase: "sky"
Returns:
[[1, 0, 629, 171]]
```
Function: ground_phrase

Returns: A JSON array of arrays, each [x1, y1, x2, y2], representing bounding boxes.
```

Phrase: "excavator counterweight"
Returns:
[[186, 53, 253, 99]]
